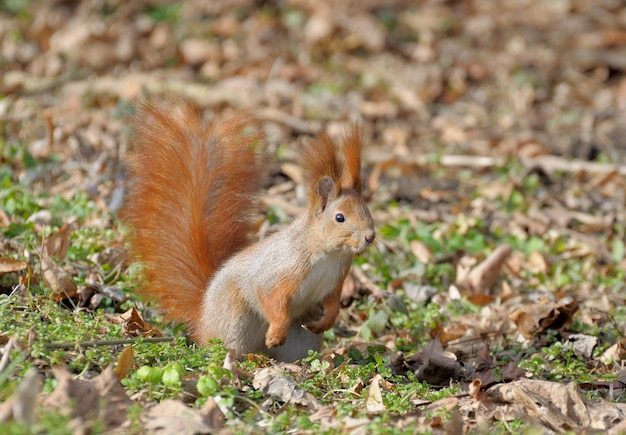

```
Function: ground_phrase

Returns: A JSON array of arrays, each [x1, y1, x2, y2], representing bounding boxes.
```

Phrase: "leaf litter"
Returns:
[[1, 0, 626, 432]]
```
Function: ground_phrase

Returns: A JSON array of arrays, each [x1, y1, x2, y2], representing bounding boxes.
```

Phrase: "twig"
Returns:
[[418, 154, 626, 176], [413, 392, 470, 408], [445, 331, 505, 347], [0, 335, 18, 373], [44, 336, 175, 349], [259, 107, 322, 134]]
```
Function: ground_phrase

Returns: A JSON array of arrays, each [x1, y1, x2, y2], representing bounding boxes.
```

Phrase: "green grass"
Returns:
[[1, 130, 625, 432]]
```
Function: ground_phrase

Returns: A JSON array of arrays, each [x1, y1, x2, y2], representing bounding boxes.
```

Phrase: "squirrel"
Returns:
[[123, 99, 375, 362]]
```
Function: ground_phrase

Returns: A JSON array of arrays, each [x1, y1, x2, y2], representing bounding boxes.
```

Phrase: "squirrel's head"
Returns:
[[302, 126, 375, 254], [312, 177, 375, 253]]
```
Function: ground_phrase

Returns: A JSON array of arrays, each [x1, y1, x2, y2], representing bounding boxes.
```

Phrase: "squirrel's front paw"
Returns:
[[265, 323, 289, 348]]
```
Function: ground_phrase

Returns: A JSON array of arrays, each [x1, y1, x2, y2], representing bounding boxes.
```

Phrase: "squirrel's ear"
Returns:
[[340, 125, 363, 194], [316, 176, 338, 212]]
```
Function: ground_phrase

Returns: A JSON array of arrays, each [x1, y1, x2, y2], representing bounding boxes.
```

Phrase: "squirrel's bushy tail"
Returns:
[[123, 100, 266, 340]]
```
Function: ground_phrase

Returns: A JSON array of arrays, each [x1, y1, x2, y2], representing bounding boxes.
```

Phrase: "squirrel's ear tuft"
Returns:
[[340, 125, 363, 194], [315, 176, 338, 212], [301, 133, 342, 209]]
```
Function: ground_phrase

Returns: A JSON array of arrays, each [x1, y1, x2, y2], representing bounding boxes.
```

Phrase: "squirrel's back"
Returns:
[[123, 100, 266, 340]]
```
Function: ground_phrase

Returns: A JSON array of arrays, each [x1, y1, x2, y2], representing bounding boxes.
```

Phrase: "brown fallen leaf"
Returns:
[[509, 298, 579, 339], [78, 283, 127, 311], [117, 307, 162, 338], [223, 348, 241, 387], [526, 250, 549, 274], [466, 293, 495, 307], [469, 379, 483, 400], [252, 366, 321, 410], [365, 374, 385, 413], [411, 339, 469, 387], [350, 377, 364, 395], [45, 222, 72, 260], [0, 209, 9, 227], [341, 267, 381, 305], [43, 365, 132, 430], [444, 407, 465, 435], [308, 405, 338, 429], [40, 248, 77, 301], [435, 323, 467, 347], [144, 399, 220, 435], [599, 337, 626, 364], [483, 380, 626, 432], [410, 239, 432, 264], [0, 258, 28, 274], [565, 333, 598, 359], [114, 346, 134, 381], [200, 397, 225, 432], [473, 342, 493, 373], [462, 245, 512, 293], [0, 369, 42, 426], [471, 342, 525, 388]]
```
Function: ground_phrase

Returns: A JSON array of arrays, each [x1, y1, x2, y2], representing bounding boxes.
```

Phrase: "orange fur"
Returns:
[[122, 99, 265, 341], [305, 262, 350, 334], [300, 126, 364, 207], [258, 273, 306, 348], [340, 126, 363, 193], [300, 133, 342, 211]]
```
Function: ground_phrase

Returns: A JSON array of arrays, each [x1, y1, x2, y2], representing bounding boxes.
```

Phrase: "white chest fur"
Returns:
[[290, 251, 349, 318]]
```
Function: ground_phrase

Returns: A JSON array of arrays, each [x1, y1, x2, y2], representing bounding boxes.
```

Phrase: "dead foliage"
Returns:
[[2, 0, 626, 432]]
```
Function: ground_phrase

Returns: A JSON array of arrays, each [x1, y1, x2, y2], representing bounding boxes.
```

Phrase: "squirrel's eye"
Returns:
[[335, 213, 345, 223]]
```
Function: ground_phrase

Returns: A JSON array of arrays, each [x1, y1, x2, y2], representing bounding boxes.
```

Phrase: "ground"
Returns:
[[1, 0, 626, 433]]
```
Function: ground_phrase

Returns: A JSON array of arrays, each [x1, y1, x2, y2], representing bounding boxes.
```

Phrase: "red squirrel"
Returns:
[[123, 99, 375, 361]]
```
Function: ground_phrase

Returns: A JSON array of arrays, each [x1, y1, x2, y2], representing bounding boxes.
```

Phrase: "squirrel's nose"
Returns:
[[365, 230, 375, 245]]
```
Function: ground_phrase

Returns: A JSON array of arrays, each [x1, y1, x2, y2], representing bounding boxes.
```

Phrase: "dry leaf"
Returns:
[[45, 222, 72, 260], [404, 283, 438, 304], [350, 378, 364, 395], [436, 323, 467, 346], [365, 374, 385, 413], [473, 342, 493, 372], [43, 365, 132, 430], [527, 250, 549, 274], [304, 8, 334, 45], [599, 337, 626, 364], [469, 379, 483, 400], [0, 258, 28, 274], [309, 405, 338, 429], [483, 380, 626, 432], [341, 13, 386, 52], [118, 307, 160, 338], [114, 346, 134, 381], [252, 366, 321, 410], [565, 334, 598, 359], [199, 398, 225, 432], [144, 399, 217, 435], [410, 239, 432, 264], [466, 293, 495, 306], [480, 179, 515, 200], [179, 38, 218, 66], [341, 267, 381, 305], [78, 283, 126, 310], [463, 245, 512, 293], [223, 348, 240, 386], [509, 299, 579, 339], [0, 369, 42, 426], [40, 248, 77, 301], [88, 246, 128, 269], [411, 339, 468, 386], [0, 209, 9, 227], [445, 407, 465, 435]]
